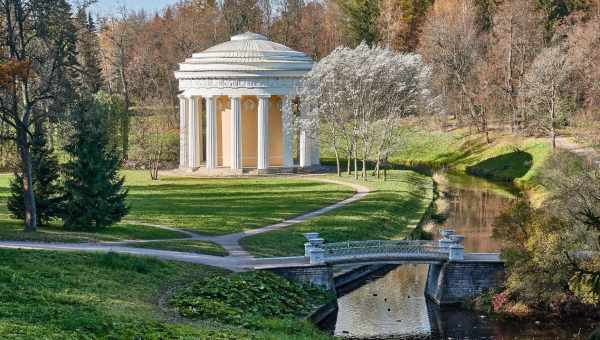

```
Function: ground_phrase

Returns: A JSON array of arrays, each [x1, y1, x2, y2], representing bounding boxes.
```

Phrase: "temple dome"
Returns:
[[175, 32, 314, 79]]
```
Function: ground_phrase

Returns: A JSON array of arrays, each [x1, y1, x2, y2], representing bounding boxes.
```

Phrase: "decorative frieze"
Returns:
[[179, 77, 300, 90]]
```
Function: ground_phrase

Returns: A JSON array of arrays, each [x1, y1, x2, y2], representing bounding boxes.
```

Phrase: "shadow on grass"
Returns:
[[466, 150, 533, 182]]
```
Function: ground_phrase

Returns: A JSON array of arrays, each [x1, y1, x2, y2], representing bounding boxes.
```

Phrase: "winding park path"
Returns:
[[0, 177, 370, 271], [556, 137, 600, 168]]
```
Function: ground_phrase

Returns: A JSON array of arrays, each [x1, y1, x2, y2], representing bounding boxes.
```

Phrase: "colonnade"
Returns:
[[179, 94, 309, 171]]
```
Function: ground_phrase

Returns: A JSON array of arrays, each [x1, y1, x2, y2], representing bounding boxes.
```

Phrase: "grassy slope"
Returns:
[[241, 170, 434, 257], [0, 171, 353, 241], [389, 129, 552, 189], [123, 171, 353, 235], [0, 249, 330, 339]]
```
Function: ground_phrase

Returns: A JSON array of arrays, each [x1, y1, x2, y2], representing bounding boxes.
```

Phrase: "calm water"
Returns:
[[433, 173, 516, 252], [322, 174, 596, 339]]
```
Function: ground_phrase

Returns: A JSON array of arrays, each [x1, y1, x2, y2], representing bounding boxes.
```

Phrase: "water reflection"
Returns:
[[433, 173, 515, 252], [327, 265, 594, 339], [334, 264, 430, 338], [324, 174, 594, 339]]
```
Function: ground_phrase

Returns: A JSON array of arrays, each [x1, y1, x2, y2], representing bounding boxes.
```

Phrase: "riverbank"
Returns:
[[389, 129, 553, 203]]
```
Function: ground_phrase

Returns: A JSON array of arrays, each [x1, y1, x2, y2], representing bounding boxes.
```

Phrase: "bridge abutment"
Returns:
[[425, 260, 505, 305], [265, 264, 335, 291]]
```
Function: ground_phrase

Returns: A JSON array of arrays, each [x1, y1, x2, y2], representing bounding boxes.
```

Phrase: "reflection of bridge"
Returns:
[[256, 230, 505, 305]]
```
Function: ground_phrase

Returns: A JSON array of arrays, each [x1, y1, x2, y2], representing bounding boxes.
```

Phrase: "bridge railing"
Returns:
[[303, 230, 465, 264], [323, 240, 444, 258]]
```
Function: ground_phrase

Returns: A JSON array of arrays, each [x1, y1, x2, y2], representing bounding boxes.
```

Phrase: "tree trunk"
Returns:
[[16, 128, 37, 232], [347, 153, 352, 175], [550, 97, 557, 150], [334, 148, 341, 176], [362, 144, 368, 181], [120, 67, 131, 161], [354, 148, 358, 180]]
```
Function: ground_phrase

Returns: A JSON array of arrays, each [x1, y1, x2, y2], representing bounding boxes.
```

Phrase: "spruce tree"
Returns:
[[7, 128, 61, 226], [75, 7, 103, 93], [60, 99, 129, 231]]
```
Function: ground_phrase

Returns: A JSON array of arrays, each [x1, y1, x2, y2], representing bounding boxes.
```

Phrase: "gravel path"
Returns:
[[0, 176, 370, 271], [556, 137, 600, 168]]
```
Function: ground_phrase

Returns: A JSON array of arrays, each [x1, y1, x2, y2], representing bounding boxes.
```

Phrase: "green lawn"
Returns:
[[123, 171, 353, 235], [131, 240, 228, 256], [0, 249, 330, 339], [0, 171, 353, 241], [0, 174, 188, 242], [240, 170, 434, 257]]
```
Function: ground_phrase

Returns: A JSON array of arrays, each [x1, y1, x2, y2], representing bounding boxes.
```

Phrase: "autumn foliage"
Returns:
[[0, 59, 32, 90]]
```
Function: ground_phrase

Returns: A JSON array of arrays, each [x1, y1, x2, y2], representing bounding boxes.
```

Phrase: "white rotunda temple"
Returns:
[[175, 32, 320, 175]]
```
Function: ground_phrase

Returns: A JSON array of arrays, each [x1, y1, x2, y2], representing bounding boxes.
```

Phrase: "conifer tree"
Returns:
[[75, 7, 104, 93], [7, 127, 61, 226], [338, 0, 380, 46], [60, 99, 129, 231]]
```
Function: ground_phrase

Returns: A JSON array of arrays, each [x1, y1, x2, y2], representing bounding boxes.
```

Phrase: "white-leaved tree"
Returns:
[[300, 42, 431, 180]]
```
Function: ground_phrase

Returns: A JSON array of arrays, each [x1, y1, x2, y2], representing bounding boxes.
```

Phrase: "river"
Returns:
[[319, 173, 596, 339]]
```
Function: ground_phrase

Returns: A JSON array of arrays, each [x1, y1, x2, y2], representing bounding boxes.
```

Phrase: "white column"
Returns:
[[300, 129, 311, 168], [178, 95, 188, 169], [257, 95, 270, 170], [188, 96, 201, 169], [282, 96, 294, 168], [230, 96, 242, 170], [205, 96, 217, 169]]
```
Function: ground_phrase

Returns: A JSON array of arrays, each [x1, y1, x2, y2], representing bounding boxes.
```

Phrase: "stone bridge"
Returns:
[[256, 230, 505, 305]]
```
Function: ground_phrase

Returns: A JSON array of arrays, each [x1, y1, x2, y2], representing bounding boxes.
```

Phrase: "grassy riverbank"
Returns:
[[0, 249, 331, 339], [390, 130, 552, 188], [241, 170, 434, 257]]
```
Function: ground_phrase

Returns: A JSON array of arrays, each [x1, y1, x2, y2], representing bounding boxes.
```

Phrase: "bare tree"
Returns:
[[490, 0, 545, 133], [0, 0, 77, 231], [420, 0, 489, 142], [522, 46, 570, 150], [99, 8, 139, 160]]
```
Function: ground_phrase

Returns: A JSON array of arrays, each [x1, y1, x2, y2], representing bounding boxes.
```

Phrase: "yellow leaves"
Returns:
[[0, 59, 32, 90]]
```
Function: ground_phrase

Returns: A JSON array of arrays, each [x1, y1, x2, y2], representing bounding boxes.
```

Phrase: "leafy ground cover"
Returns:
[[0, 249, 331, 339], [123, 171, 353, 235], [240, 170, 434, 257], [131, 240, 228, 256], [171, 271, 334, 329]]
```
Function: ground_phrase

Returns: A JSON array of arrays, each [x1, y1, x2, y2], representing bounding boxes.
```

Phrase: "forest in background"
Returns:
[[1, 0, 599, 169]]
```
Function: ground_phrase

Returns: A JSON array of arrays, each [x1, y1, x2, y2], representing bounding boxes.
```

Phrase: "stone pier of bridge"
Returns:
[[257, 230, 505, 305]]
